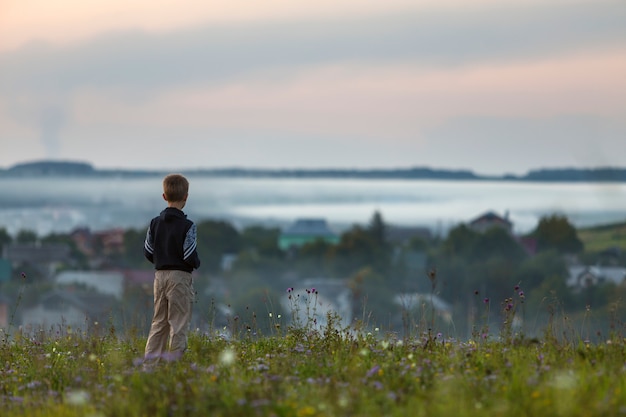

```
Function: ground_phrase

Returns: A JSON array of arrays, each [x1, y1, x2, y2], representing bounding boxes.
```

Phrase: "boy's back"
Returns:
[[144, 207, 200, 272]]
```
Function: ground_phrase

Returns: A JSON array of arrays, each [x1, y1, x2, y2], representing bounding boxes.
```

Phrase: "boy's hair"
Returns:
[[162, 174, 189, 202]]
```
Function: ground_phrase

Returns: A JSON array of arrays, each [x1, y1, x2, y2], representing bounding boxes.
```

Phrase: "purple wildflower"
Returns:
[[366, 365, 380, 378]]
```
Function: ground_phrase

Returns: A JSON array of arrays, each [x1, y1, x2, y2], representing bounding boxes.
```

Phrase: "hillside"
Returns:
[[578, 221, 626, 252], [2, 160, 626, 182]]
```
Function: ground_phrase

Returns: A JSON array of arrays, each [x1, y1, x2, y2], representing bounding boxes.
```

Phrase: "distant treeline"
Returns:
[[2, 160, 626, 182]]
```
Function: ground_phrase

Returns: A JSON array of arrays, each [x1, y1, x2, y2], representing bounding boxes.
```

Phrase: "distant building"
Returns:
[[469, 211, 513, 234], [281, 278, 353, 328], [567, 265, 626, 291], [70, 227, 125, 257], [393, 292, 453, 323], [2, 243, 72, 279], [0, 259, 11, 283], [122, 269, 155, 296], [94, 228, 125, 255], [279, 219, 339, 250], [55, 270, 125, 299], [20, 289, 117, 333]]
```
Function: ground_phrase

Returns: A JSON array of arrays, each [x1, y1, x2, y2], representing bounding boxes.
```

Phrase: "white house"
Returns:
[[282, 278, 352, 329], [55, 270, 125, 299], [20, 290, 117, 333], [567, 265, 626, 290]]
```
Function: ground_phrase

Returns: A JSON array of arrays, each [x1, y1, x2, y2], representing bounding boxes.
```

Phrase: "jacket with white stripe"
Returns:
[[144, 207, 201, 272]]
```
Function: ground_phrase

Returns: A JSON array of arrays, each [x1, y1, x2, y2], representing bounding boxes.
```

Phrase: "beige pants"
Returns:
[[144, 270, 194, 364]]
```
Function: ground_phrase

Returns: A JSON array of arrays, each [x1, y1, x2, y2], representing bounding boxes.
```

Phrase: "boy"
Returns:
[[143, 173, 201, 365]]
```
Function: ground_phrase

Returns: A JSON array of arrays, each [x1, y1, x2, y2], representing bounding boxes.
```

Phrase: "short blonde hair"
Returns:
[[162, 174, 189, 202]]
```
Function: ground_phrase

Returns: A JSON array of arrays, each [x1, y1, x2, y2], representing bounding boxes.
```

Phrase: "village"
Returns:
[[0, 210, 625, 339]]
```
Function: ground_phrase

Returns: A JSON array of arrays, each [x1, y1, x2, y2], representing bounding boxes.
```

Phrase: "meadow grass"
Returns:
[[578, 222, 626, 252], [1, 304, 625, 417]]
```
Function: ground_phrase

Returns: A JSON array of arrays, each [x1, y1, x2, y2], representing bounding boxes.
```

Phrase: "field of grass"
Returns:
[[1, 303, 625, 417], [578, 221, 626, 253]]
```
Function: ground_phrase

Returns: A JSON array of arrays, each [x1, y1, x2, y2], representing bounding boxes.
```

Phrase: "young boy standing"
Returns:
[[143, 173, 201, 365]]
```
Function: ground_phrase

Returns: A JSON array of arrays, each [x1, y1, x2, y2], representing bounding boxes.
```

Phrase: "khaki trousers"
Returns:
[[144, 270, 194, 363]]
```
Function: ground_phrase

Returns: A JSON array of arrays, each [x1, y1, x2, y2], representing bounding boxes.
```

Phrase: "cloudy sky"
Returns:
[[1, 0, 625, 175]]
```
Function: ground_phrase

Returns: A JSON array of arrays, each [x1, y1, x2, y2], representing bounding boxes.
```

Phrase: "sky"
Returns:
[[1, 0, 625, 176]]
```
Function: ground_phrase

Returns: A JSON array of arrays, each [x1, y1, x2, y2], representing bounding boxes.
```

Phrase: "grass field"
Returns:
[[578, 221, 626, 253], [1, 303, 625, 417]]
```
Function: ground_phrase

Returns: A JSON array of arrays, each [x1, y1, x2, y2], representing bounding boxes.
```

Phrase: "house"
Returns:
[[281, 278, 353, 328], [469, 211, 513, 234], [2, 243, 72, 279], [19, 289, 117, 333], [122, 269, 154, 293], [393, 293, 453, 324], [55, 270, 125, 300], [278, 219, 339, 250], [0, 259, 11, 282], [70, 227, 93, 255], [567, 265, 626, 291], [94, 228, 125, 255], [70, 227, 125, 256]]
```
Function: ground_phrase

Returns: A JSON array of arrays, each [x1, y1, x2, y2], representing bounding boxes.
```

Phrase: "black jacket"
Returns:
[[144, 207, 201, 272]]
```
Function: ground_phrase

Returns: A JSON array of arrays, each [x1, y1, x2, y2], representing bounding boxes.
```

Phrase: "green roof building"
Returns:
[[279, 218, 339, 250], [0, 259, 11, 283]]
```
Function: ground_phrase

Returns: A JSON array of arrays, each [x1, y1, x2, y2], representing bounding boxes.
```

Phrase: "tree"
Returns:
[[368, 211, 387, 247], [0, 227, 11, 252], [441, 224, 479, 259], [15, 230, 37, 244], [531, 214, 583, 254], [513, 250, 567, 291], [196, 220, 241, 273], [469, 227, 528, 264], [240, 226, 283, 259], [294, 239, 333, 277], [348, 267, 396, 327], [41, 232, 89, 269], [122, 228, 151, 268], [329, 226, 382, 277]]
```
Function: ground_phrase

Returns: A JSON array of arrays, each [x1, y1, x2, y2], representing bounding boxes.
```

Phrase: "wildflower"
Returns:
[[286, 287, 293, 293], [483, 298, 490, 304], [514, 285, 520, 291], [65, 390, 90, 406], [474, 290, 479, 295], [219, 347, 236, 366], [366, 365, 380, 378], [518, 291, 525, 298]]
